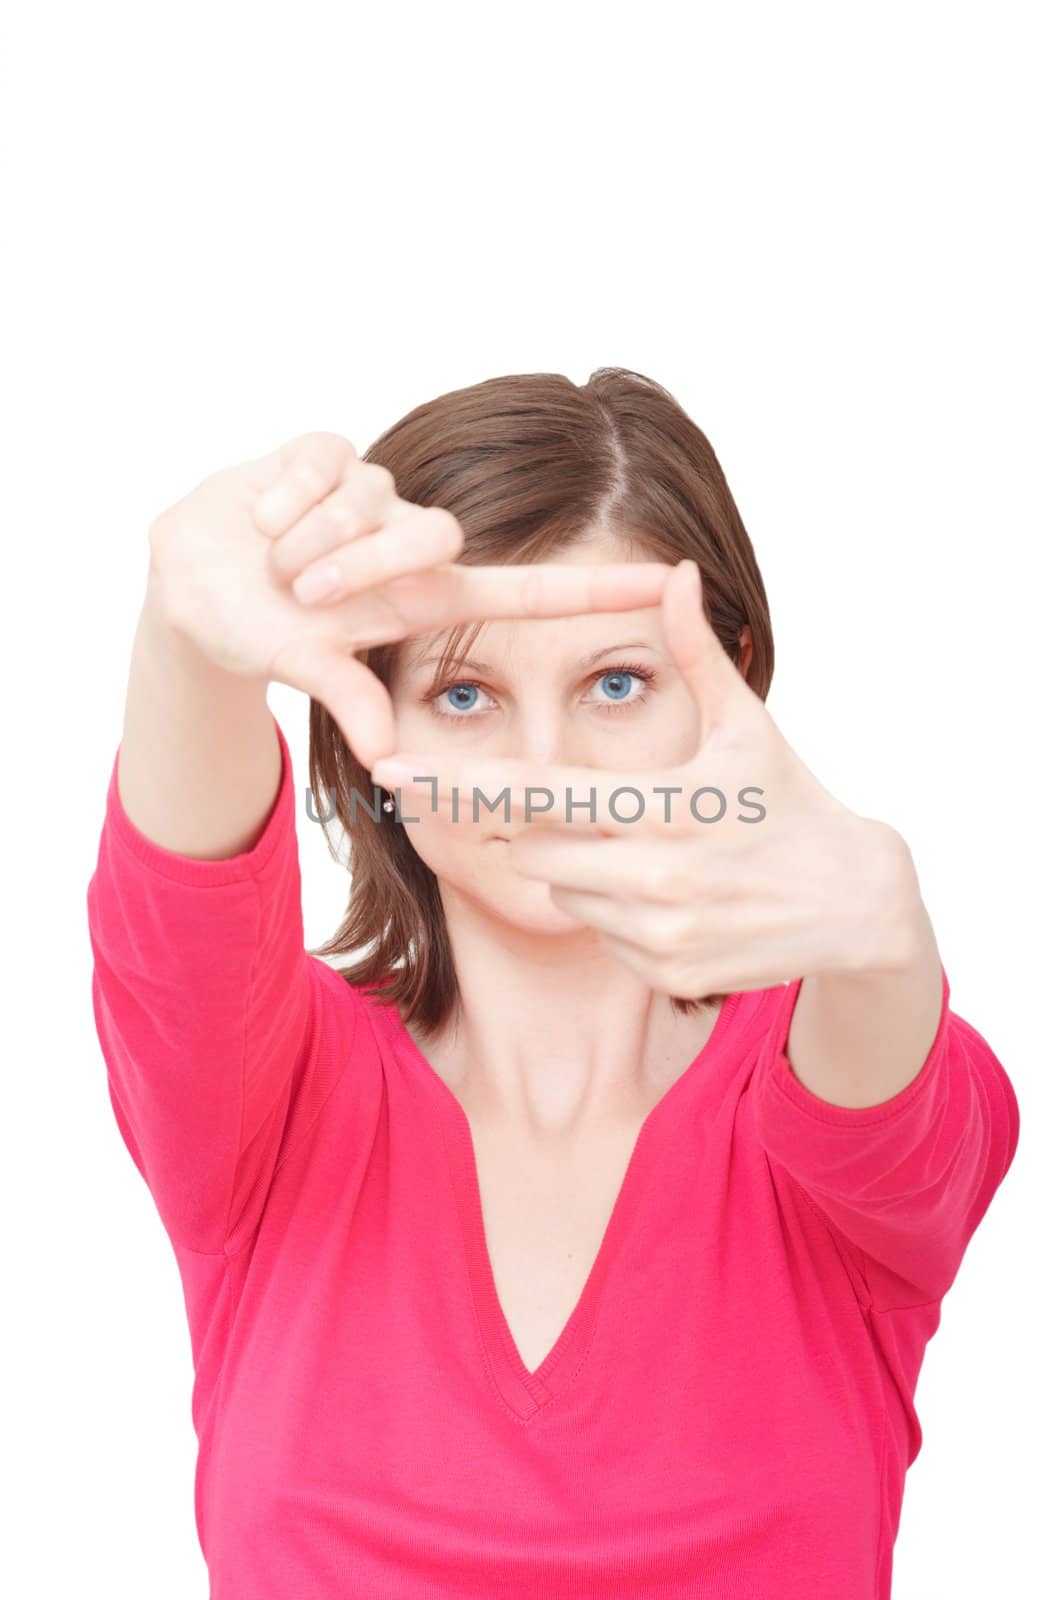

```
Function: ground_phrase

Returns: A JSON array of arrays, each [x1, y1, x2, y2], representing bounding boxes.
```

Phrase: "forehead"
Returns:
[[404, 625, 663, 680], [400, 527, 663, 677]]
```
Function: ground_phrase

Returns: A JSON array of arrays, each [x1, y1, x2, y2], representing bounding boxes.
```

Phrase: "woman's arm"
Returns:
[[117, 573, 281, 859], [748, 834, 1020, 1313], [784, 824, 947, 1109], [86, 562, 322, 1258]]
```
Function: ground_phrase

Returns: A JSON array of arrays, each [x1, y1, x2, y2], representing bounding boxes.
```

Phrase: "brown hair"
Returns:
[[307, 367, 775, 1037]]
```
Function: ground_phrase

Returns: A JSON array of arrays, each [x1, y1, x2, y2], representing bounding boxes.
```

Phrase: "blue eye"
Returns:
[[587, 665, 657, 712], [598, 671, 634, 701], [427, 681, 498, 720], [445, 683, 480, 713]]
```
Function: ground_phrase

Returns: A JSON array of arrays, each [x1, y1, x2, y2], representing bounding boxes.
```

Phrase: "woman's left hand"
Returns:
[[370, 560, 923, 996]]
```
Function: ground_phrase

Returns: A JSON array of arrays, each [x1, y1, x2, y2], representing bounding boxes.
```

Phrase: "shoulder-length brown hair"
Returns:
[[307, 367, 775, 1038]]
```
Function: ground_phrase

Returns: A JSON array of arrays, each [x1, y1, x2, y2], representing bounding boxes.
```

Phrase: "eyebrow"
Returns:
[[411, 641, 660, 675]]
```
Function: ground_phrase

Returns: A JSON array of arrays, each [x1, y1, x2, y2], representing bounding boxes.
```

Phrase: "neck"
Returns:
[[413, 882, 719, 1138]]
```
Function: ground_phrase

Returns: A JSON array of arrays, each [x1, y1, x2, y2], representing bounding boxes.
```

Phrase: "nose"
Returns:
[[505, 709, 600, 834], [504, 704, 580, 771]]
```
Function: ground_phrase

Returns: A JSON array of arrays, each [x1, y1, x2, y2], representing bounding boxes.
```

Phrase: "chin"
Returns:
[[469, 864, 586, 935], [412, 836, 586, 935]]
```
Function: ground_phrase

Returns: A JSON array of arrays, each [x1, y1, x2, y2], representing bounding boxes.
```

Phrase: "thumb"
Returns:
[[272, 641, 397, 771], [661, 560, 743, 746]]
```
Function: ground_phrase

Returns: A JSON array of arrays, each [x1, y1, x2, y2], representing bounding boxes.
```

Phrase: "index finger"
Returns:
[[380, 559, 674, 627]]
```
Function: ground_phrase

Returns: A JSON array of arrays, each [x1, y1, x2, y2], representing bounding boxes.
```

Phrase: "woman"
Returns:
[[86, 368, 1019, 1599]]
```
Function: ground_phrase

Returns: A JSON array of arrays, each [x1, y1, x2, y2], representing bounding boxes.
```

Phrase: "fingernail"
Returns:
[[294, 562, 342, 603]]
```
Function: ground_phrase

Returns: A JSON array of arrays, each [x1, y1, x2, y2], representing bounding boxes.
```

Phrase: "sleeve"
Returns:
[[85, 711, 325, 1257], [749, 961, 1021, 1312]]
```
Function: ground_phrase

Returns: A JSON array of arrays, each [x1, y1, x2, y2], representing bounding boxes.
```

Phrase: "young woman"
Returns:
[[86, 368, 1020, 1599]]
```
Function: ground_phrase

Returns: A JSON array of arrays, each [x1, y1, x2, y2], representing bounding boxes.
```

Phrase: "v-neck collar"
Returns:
[[383, 990, 743, 1420]]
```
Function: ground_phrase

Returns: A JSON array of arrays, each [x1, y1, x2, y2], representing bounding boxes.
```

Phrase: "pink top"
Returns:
[[85, 714, 1020, 1599]]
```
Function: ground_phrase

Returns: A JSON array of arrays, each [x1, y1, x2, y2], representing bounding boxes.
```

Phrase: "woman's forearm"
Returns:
[[116, 574, 283, 861], [783, 826, 946, 1109]]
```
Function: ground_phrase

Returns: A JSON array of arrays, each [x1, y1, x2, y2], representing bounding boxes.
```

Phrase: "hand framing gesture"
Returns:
[[146, 431, 673, 769], [371, 559, 919, 996]]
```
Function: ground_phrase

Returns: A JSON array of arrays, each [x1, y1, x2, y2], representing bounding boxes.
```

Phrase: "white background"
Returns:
[[5, 2, 1058, 1595]]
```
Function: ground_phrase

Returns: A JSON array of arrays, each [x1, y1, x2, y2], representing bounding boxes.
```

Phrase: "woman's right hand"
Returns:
[[147, 431, 672, 769]]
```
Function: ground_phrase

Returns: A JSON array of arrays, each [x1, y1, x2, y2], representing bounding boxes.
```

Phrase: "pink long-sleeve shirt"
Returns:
[[86, 714, 1020, 1599]]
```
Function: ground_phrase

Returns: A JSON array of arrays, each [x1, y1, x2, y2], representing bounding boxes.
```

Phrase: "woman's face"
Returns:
[[386, 529, 704, 934]]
